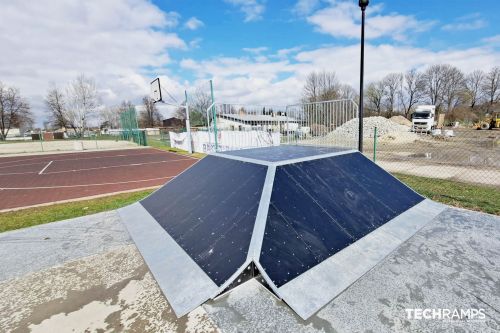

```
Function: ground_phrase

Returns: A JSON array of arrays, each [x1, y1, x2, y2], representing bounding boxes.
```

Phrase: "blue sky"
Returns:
[[0, 0, 499, 124], [149, 0, 499, 104]]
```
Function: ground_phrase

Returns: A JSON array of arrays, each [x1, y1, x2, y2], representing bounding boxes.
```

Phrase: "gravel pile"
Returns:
[[327, 116, 411, 139], [302, 116, 419, 147]]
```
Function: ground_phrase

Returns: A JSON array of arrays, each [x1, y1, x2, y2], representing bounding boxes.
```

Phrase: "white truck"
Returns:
[[411, 105, 436, 133]]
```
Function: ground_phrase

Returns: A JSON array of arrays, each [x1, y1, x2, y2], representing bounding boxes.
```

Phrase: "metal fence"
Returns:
[[196, 99, 499, 187], [363, 126, 500, 187], [0, 130, 148, 155], [203, 100, 359, 152]]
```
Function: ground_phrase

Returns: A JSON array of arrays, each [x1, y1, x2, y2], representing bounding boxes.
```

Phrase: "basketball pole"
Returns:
[[210, 80, 218, 152], [185, 90, 193, 154]]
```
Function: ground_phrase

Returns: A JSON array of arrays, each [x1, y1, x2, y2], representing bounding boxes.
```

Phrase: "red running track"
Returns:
[[0, 148, 198, 210]]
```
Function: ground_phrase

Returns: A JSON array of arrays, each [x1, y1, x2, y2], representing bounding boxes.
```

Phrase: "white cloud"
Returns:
[[307, 1, 435, 41], [224, 0, 265, 22], [293, 0, 320, 16], [180, 41, 500, 106], [184, 17, 204, 30], [0, 0, 186, 125], [243, 47, 268, 54], [442, 13, 486, 31], [482, 34, 500, 45]]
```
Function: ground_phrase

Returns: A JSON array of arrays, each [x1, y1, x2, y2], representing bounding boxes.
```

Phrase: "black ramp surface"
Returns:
[[221, 145, 349, 162], [260, 152, 423, 287], [141, 155, 267, 286]]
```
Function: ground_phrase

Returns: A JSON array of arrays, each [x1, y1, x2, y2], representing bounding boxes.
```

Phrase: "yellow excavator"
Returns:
[[475, 112, 500, 130]]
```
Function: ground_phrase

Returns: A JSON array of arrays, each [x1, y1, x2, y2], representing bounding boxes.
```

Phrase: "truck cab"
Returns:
[[411, 105, 436, 133]]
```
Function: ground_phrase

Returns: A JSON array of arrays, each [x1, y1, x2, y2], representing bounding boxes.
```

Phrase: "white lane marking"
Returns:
[[0, 158, 192, 176], [0, 149, 164, 166], [0, 171, 38, 176], [38, 161, 53, 175], [43, 158, 191, 175], [0, 176, 174, 190]]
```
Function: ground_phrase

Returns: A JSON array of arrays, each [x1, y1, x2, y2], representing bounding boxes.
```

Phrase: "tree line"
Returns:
[[303, 65, 500, 122], [0, 82, 32, 140], [45, 74, 162, 133]]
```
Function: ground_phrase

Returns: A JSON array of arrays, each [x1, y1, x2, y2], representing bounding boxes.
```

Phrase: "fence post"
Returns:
[[185, 90, 193, 154], [210, 80, 218, 152], [373, 126, 377, 162], [39, 132, 44, 152]]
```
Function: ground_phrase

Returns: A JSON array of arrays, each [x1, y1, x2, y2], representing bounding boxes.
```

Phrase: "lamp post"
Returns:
[[358, 0, 369, 152]]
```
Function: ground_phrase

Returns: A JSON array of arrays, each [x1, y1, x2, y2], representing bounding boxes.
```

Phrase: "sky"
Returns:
[[0, 0, 499, 125]]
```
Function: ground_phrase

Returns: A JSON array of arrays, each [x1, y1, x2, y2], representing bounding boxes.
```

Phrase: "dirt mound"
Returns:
[[390, 115, 412, 127]]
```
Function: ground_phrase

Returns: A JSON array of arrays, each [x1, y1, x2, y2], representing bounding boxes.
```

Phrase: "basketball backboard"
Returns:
[[150, 78, 162, 103]]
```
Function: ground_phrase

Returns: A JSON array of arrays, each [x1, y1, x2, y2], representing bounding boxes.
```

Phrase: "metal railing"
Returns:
[[202, 99, 359, 153]]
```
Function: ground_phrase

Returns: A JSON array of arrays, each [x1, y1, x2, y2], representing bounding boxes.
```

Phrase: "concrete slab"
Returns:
[[0, 244, 220, 332], [0, 210, 131, 281]]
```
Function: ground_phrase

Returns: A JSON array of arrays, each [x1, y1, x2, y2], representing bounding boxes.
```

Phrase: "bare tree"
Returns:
[[423, 64, 448, 110], [190, 87, 211, 126], [482, 66, 500, 111], [139, 96, 162, 127], [382, 73, 402, 116], [99, 106, 120, 129], [0, 82, 32, 140], [45, 84, 74, 130], [302, 71, 341, 102], [442, 65, 465, 113], [338, 84, 358, 100], [173, 88, 211, 126], [399, 69, 425, 118], [65, 74, 99, 136], [463, 70, 485, 110], [191, 88, 212, 112], [365, 81, 385, 114]]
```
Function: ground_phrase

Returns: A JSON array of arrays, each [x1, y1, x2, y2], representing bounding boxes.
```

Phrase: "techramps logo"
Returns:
[[405, 308, 486, 323]]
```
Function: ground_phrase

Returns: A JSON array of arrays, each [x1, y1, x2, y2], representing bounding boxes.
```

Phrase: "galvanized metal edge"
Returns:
[[247, 165, 276, 261], [275, 199, 447, 320], [272, 149, 357, 166], [118, 203, 219, 317], [210, 152, 272, 166], [210, 258, 253, 300]]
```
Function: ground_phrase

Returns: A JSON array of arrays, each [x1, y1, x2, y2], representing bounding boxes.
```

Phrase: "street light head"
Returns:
[[359, 0, 369, 10]]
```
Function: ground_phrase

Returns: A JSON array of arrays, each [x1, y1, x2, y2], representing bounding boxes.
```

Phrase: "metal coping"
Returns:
[[247, 165, 276, 260], [273, 199, 447, 320], [118, 203, 219, 317], [212, 149, 358, 167]]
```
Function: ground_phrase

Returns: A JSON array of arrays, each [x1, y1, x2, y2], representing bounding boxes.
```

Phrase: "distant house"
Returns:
[[162, 117, 184, 128], [216, 113, 299, 133]]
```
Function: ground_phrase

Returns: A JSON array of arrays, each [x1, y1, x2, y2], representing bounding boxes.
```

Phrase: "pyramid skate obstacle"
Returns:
[[118, 145, 446, 319]]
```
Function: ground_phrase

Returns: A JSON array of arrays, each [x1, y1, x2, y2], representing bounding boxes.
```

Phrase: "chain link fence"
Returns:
[[362, 124, 500, 187], [161, 99, 499, 187], [0, 130, 149, 155]]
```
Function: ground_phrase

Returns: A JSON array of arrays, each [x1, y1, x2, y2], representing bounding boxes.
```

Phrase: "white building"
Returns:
[[216, 113, 300, 133]]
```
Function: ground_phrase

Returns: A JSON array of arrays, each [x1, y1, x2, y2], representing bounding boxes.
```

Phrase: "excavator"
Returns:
[[475, 112, 500, 130]]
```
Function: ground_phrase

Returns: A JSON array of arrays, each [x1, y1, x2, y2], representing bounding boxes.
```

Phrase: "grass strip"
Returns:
[[394, 173, 499, 215], [0, 189, 154, 233]]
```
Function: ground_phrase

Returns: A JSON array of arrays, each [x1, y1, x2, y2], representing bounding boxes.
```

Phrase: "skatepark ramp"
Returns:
[[118, 145, 446, 319]]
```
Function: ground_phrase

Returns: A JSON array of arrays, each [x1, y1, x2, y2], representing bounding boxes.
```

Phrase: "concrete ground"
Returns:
[[377, 160, 500, 187], [1, 207, 499, 332]]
